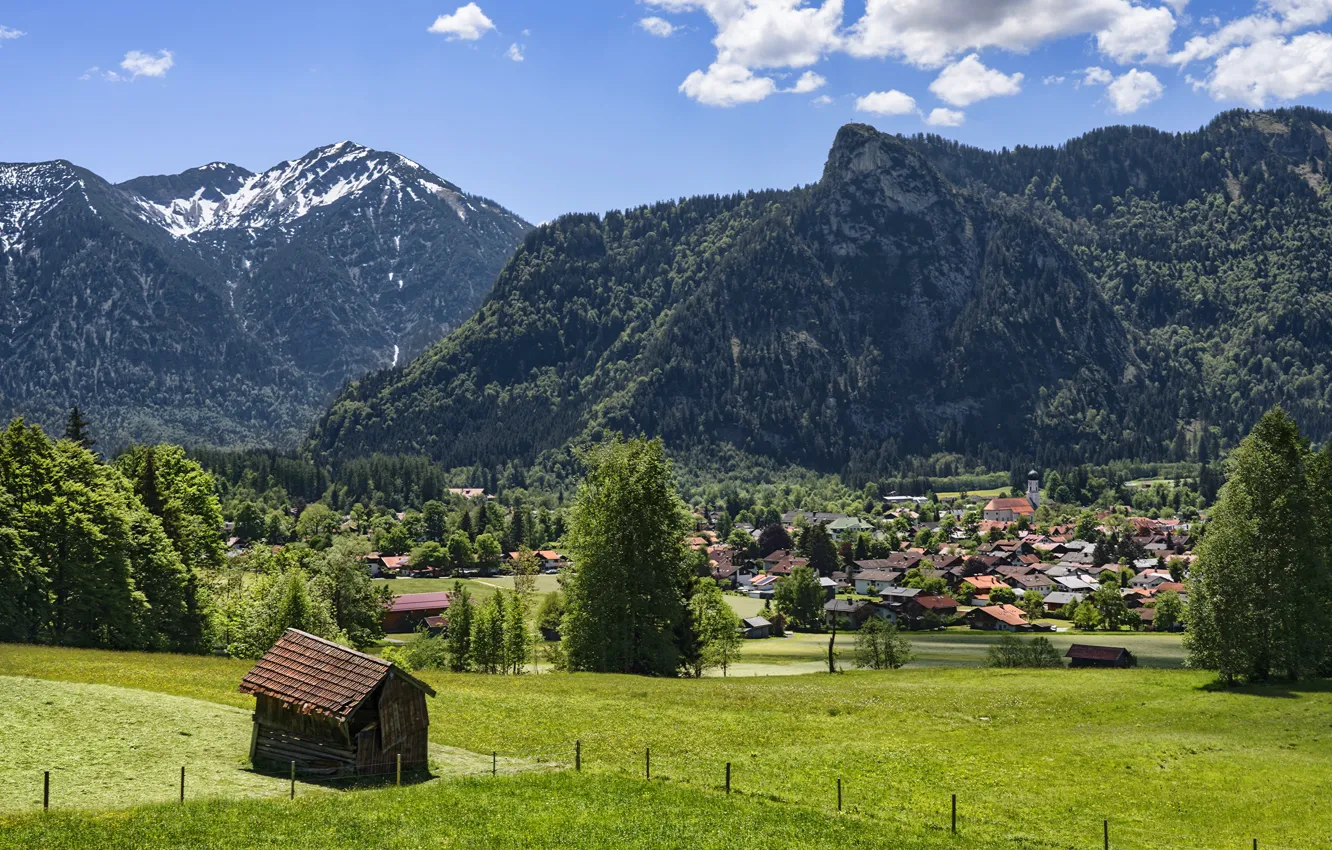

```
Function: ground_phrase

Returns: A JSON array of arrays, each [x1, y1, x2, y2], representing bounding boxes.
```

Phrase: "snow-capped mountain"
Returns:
[[123, 142, 526, 239], [0, 143, 532, 448]]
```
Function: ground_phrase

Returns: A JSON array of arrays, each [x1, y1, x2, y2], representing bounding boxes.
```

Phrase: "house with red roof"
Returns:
[[967, 603, 1032, 631]]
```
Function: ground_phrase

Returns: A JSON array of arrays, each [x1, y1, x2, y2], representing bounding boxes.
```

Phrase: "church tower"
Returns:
[[1027, 469, 1040, 509]]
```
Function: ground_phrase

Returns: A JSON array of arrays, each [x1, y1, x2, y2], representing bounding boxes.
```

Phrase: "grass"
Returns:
[[3, 643, 1331, 849], [722, 593, 767, 619], [0, 772, 1005, 850], [934, 487, 1009, 500], [728, 628, 1187, 673], [373, 574, 561, 602], [0, 676, 288, 812]]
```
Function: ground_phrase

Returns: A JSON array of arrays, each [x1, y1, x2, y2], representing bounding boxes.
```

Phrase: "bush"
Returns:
[[987, 635, 1065, 668]]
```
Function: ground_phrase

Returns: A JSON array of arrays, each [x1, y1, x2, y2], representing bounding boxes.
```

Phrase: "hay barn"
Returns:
[[239, 628, 436, 776]]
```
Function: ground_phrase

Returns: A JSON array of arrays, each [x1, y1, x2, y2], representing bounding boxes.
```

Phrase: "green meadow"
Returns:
[[1, 643, 1328, 849]]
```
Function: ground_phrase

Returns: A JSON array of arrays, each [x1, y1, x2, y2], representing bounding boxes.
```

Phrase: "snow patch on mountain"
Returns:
[[0, 162, 85, 253], [126, 141, 521, 240]]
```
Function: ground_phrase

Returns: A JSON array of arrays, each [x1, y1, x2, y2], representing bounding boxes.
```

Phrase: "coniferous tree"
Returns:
[[446, 582, 474, 672], [802, 522, 839, 577], [62, 406, 94, 451], [469, 592, 505, 674], [501, 590, 531, 674]]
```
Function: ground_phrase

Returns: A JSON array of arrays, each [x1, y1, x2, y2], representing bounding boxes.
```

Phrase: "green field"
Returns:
[[2, 643, 1330, 848], [373, 574, 561, 601], [934, 487, 1009, 500], [722, 627, 1187, 675]]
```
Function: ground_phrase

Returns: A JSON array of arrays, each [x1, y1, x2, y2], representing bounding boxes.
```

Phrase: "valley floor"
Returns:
[[1, 644, 1329, 849]]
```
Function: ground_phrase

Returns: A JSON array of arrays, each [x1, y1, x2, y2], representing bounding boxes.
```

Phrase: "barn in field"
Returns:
[[239, 628, 435, 776]]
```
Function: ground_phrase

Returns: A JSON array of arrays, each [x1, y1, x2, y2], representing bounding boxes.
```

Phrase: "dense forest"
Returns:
[[312, 123, 1130, 480], [312, 108, 1332, 483]]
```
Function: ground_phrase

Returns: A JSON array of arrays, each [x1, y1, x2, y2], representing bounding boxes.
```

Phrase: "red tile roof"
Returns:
[[983, 497, 1035, 515], [973, 604, 1029, 627], [913, 594, 959, 610], [387, 592, 453, 613], [238, 629, 434, 720]]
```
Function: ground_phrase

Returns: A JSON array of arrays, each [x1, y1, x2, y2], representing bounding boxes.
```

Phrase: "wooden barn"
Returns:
[[239, 628, 436, 776], [1065, 643, 1136, 668]]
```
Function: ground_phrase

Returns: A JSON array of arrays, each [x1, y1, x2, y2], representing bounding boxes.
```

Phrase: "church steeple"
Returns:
[[1026, 469, 1040, 509]]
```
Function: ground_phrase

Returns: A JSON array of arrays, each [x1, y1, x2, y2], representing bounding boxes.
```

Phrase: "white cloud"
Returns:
[[638, 16, 677, 37], [428, 3, 496, 41], [652, 0, 843, 69], [788, 70, 826, 92], [0, 25, 24, 42], [1205, 31, 1332, 105], [1082, 65, 1114, 85], [812, 93, 833, 105], [925, 107, 966, 126], [1106, 68, 1164, 112], [679, 62, 778, 106], [506, 43, 524, 61], [928, 53, 1023, 106], [1043, 74, 1066, 85], [845, 0, 1178, 68], [1170, 0, 1332, 65], [119, 49, 174, 79], [1095, 4, 1176, 62], [855, 89, 918, 115]]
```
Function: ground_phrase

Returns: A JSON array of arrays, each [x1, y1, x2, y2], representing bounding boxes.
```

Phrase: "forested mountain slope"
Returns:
[[312, 124, 1136, 477], [0, 143, 530, 447], [910, 107, 1332, 452]]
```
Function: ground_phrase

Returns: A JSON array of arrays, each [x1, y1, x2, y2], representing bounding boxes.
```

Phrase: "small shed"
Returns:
[[741, 616, 773, 639], [239, 629, 436, 776], [1065, 643, 1135, 668]]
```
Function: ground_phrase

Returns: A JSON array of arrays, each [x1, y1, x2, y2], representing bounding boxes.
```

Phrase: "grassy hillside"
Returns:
[[1, 644, 1328, 848], [1, 772, 999, 850], [0, 677, 287, 812]]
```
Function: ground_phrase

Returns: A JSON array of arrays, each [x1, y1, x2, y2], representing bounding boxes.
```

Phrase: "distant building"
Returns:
[[1027, 469, 1041, 509], [982, 497, 1035, 523], [383, 592, 452, 633], [1065, 644, 1135, 668], [741, 617, 773, 639]]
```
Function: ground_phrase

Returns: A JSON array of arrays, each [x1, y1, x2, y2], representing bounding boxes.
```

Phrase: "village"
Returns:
[[352, 473, 1191, 670]]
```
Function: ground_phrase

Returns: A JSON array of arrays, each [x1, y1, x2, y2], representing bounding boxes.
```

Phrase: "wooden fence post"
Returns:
[[1104, 819, 1109, 850], [575, 740, 581, 772], [492, 752, 497, 777], [645, 747, 650, 780], [837, 777, 842, 812], [290, 761, 295, 799], [180, 765, 185, 803], [725, 762, 731, 795], [43, 771, 49, 811], [951, 793, 956, 833], [397, 753, 402, 786]]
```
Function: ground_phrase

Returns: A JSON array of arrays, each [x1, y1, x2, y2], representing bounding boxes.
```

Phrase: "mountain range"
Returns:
[[0, 142, 530, 447], [311, 108, 1332, 481]]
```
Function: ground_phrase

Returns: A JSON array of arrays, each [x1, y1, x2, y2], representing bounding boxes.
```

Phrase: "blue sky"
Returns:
[[2, 0, 1330, 223]]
